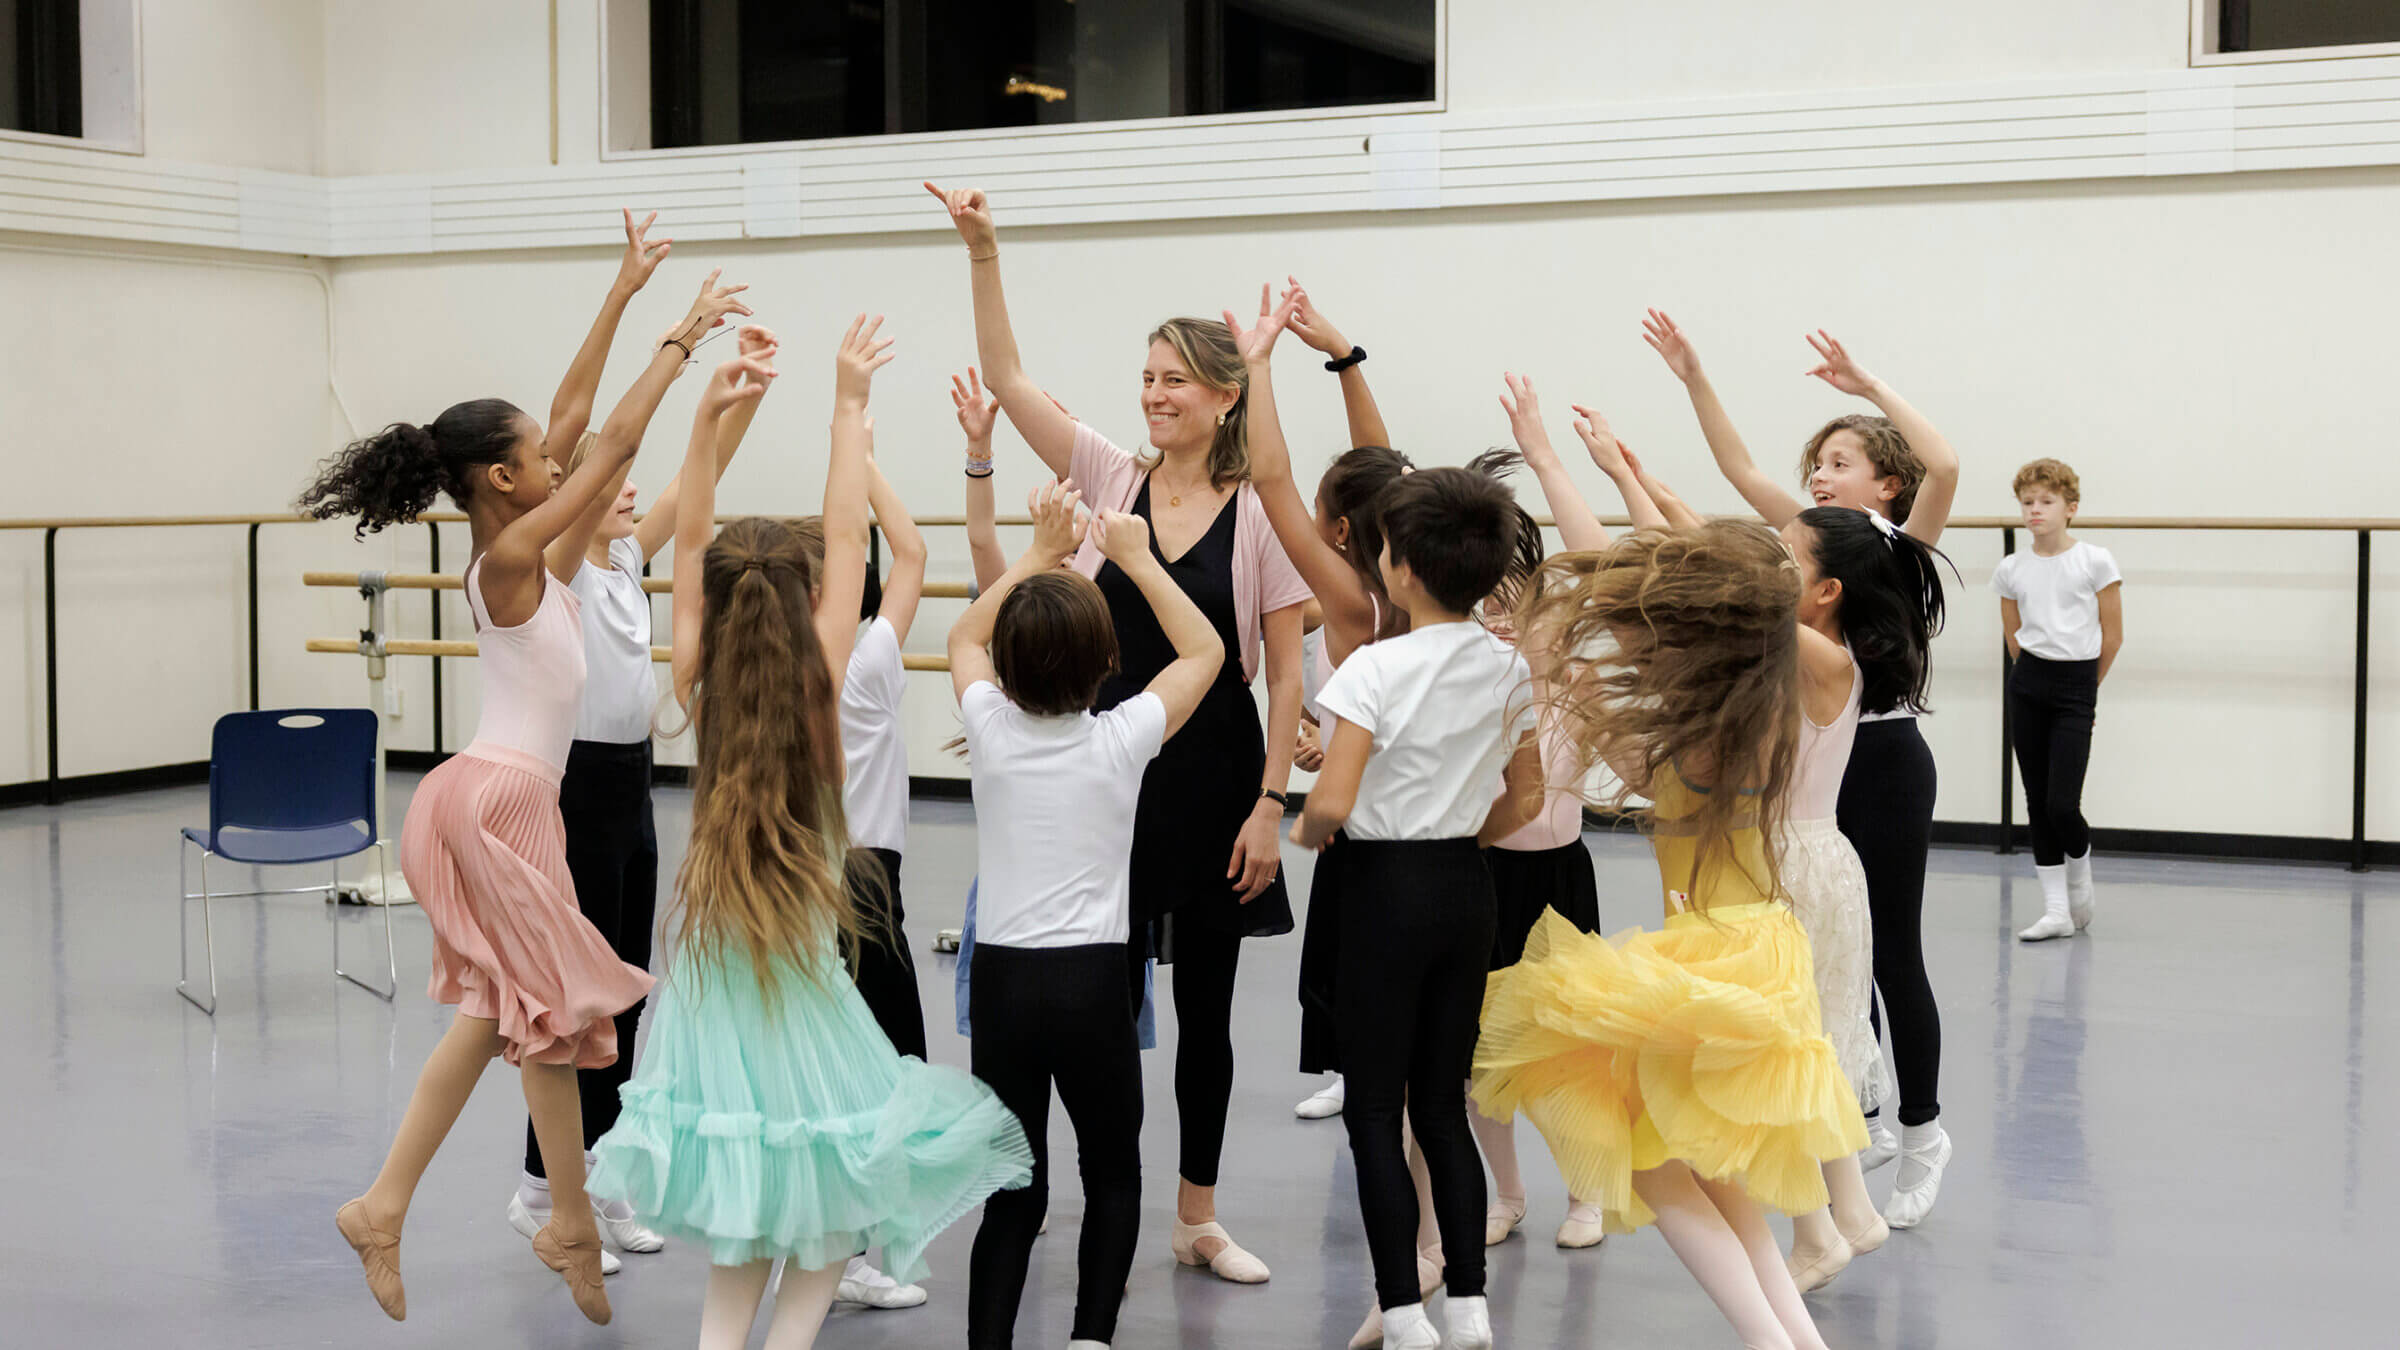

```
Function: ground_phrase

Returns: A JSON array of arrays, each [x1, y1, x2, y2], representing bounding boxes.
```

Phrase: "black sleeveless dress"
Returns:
[[1093, 479, 1295, 955]]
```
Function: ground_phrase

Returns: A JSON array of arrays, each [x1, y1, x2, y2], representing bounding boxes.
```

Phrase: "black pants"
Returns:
[[2008, 654, 2099, 868], [526, 739, 656, 1176], [1123, 923, 1242, 1187], [968, 943, 1143, 1348], [1334, 839, 1492, 1309], [843, 847, 927, 1059], [1837, 719, 1942, 1128]]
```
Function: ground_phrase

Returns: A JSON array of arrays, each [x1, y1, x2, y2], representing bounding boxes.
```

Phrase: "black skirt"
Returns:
[[1295, 832, 1349, 1074], [1483, 837, 1601, 972]]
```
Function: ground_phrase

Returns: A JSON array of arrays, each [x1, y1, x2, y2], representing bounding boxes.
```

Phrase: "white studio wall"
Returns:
[[3, 1, 2396, 850]]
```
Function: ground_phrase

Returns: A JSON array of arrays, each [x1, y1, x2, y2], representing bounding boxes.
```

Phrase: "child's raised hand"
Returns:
[[1499, 373, 1555, 460], [1283, 277, 1353, 358], [1091, 509, 1153, 567], [736, 323, 779, 358], [1224, 283, 1300, 368], [1803, 330, 1881, 398], [615, 208, 670, 293], [835, 313, 896, 409], [924, 182, 997, 253], [1641, 308, 1703, 384], [952, 367, 1000, 442], [679, 267, 753, 339], [1027, 480, 1086, 559], [700, 351, 776, 417], [1570, 403, 1631, 477]]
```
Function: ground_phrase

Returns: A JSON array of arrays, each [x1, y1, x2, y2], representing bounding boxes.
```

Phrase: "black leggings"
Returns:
[[526, 739, 656, 1176], [2008, 655, 2099, 867], [1334, 839, 1492, 1309], [1836, 718, 1942, 1129], [843, 847, 928, 1059], [969, 943, 1143, 1349], [1123, 923, 1242, 1186]]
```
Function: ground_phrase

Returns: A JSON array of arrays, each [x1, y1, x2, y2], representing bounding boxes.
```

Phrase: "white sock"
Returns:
[[518, 1172, 552, 1211], [1897, 1121, 1944, 1188], [1382, 1302, 1436, 1345], [2035, 864, 2070, 922], [2065, 849, 2093, 887]]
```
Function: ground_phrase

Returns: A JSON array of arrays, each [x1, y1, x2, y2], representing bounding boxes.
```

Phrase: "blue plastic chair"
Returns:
[[177, 709, 397, 1015]]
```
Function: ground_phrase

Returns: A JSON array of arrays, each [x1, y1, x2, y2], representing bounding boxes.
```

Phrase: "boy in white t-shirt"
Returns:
[[950, 482, 1223, 1350], [1993, 457, 2124, 941], [1292, 468, 1545, 1350]]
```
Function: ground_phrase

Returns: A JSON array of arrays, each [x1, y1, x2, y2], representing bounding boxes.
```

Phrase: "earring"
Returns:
[[1215, 411, 1227, 427]]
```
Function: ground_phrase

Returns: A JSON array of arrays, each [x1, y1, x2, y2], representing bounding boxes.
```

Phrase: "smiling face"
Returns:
[[1804, 428, 1899, 517], [1140, 339, 1235, 457]]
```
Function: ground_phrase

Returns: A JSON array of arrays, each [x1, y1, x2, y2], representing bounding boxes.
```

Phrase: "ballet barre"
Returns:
[[302, 636, 950, 672], [300, 572, 975, 600]]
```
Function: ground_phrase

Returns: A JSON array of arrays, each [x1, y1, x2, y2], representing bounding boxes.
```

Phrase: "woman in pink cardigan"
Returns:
[[931, 183, 1309, 1290]]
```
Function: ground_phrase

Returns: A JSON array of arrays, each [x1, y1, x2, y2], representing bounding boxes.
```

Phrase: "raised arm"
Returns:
[[818, 314, 893, 696], [1502, 373, 1608, 552], [669, 349, 779, 710], [1093, 510, 1225, 741], [542, 268, 754, 582], [1229, 284, 1380, 655], [1286, 278, 1390, 450], [636, 323, 777, 562], [927, 183, 1080, 477], [543, 209, 670, 461], [1569, 403, 1670, 531], [948, 481, 1088, 701], [1620, 444, 1706, 529], [1643, 308, 1805, 528], [955, 368, 1010, 592], [1804, 330, 1959, 547], [866, 458, 928, 644]]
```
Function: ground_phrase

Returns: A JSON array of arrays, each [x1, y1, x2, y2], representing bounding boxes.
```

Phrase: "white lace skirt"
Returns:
[[1777, 817, 1889, 1113]]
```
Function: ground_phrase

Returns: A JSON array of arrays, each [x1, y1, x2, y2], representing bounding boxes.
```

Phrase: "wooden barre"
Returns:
[[306, 637, 955, 672], [303, 571, 976, 600], [18, 512, 2400, 533]]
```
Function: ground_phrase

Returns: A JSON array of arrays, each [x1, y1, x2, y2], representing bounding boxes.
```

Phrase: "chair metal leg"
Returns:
[[335, 843, 398, 1002], [178, 844, 219, 1016]]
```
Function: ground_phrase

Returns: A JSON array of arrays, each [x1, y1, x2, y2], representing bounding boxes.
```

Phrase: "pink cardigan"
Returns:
[[1068, 422, 1311, 684]]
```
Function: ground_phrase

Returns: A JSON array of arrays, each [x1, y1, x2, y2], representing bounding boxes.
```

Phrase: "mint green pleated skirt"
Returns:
[[588, 944, 1033, 1278]]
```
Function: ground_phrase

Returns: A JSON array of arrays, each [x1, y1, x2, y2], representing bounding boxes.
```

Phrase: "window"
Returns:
[[2198, 1, 2400, 60], [625, 0, 1437, 151], [3, 0, 83, 138]]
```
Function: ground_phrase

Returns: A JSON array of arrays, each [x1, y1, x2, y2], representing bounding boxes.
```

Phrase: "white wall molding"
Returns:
[[9, 56, 2400, 257]]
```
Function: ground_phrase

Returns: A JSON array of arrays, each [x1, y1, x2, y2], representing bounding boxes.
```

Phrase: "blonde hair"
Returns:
[[1514, 521, 1802, 903], [2011, 457, 2081, 507], [671, 516, 875, 1004], [1145, 317, 1250, 489], [1800, 415, 1924, 523], [564, 429, 599, 477]]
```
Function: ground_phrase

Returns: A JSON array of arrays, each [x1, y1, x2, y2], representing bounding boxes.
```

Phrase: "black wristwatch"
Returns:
[[1324, 345, 1367, 372], [1258, 788, 1292, 812]]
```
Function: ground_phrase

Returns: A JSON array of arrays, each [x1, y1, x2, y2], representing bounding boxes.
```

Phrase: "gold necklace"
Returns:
[[1158, 464, 1209, 508]]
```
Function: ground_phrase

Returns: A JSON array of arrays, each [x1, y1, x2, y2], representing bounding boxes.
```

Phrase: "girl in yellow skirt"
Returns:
[[1473, 523, 1866, 1350]]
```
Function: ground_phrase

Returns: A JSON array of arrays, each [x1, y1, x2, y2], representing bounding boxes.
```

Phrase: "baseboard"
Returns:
[[0, 760, 210, 809]]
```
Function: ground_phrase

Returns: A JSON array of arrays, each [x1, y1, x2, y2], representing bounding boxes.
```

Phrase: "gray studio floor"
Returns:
[[6, 778, 2397, 1349]]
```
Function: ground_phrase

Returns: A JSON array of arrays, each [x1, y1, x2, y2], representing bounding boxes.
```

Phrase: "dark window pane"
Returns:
[[646, 0, 1434, 147], [4, 0, 84, 138], [2223, 0, 2400, 53]]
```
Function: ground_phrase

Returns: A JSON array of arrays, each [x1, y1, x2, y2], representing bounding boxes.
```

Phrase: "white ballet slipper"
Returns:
[[1882, 1124, 1952, 1229], [835, 1256, 928, 1309], [1296, 1076, 1347, 1119], [1170, 1219, 1269, 1283], [1441, 1295, 1492, 1349]]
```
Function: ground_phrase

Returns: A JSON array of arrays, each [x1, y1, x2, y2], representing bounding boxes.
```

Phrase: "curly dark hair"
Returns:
[[298, 398, 529, 538]]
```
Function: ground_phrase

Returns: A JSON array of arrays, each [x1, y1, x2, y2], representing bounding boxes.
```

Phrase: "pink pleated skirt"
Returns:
[[400, 743, 656, 1068]]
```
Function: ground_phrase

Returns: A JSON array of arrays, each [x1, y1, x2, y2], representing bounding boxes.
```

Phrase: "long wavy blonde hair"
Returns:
[[670, 516, 872, 1003], [1515, 521, 1802, 902]]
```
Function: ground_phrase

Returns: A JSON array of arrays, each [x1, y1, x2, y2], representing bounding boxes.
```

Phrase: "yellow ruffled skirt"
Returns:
[[1471, 903, 1867, 1234]]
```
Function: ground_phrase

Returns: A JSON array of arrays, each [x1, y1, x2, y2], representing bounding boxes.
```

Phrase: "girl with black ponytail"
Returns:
[[321, 213, 752, 1327]]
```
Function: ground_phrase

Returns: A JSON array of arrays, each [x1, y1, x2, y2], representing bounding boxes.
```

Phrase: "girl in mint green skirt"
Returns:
[[589, 325, 1031, 1349]]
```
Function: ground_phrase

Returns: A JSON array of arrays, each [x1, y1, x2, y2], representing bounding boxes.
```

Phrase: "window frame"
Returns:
[[0, 0, 143, 155], [2190, 0, 2400, 67], [596, 0, 1447, 162]]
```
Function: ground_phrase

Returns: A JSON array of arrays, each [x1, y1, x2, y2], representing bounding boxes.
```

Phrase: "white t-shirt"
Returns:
[[840, 616, 909, 853], [1993, 541, 2122, 662], [962, 681, 1168, 948], [569, 536, 658, 745], [1315, 621, 1536, 841]]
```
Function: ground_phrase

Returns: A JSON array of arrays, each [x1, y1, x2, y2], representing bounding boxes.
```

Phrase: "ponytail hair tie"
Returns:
[[1866, 510, 1901, 544]]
